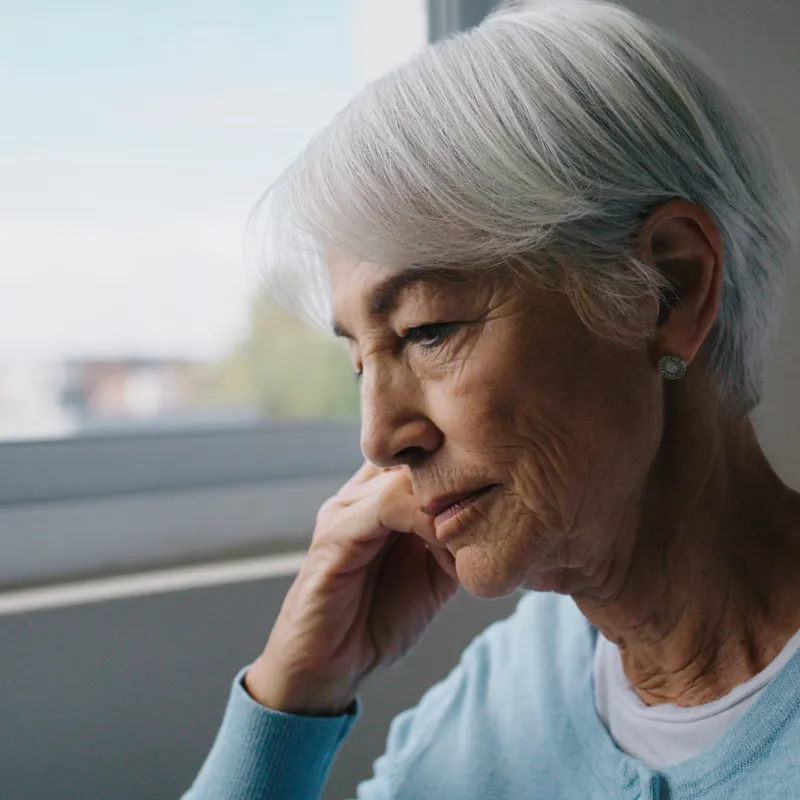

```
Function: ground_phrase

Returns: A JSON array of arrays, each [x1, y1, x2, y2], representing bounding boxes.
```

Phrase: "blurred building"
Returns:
[[61, 358, 197, 422], [0, 357, 262, 441], [0, 362, 75, 441]]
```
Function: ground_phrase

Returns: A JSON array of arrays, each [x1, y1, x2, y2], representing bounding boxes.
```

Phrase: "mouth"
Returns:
[[421, 484, 500, 537]]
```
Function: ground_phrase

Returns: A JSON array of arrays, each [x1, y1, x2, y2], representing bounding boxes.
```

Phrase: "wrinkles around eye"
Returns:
[[402, 322, 461, 349], [353, 321, 467, 381]]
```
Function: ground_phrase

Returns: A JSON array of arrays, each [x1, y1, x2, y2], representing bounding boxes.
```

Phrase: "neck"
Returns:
[[575, 392, 800, 707]]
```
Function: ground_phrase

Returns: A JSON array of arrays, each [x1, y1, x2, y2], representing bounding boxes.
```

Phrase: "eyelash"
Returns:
[[402, 322, 458, 349], [353, 323, 459, 382]]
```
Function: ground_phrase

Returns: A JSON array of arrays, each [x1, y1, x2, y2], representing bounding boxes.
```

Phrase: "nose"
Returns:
[[359, 364, 442, 468]]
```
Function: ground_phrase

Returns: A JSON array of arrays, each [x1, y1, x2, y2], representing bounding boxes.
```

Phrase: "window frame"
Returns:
[[0, 421, 363, 588], [1, 420, 362, 507], [428, 0, 497, 41]]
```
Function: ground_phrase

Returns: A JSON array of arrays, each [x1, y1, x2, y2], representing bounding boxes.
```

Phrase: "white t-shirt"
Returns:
[[594, 626, 800, 769]]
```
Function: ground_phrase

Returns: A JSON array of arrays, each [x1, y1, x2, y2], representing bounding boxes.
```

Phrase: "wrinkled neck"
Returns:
[[576, 400, 800, 707]]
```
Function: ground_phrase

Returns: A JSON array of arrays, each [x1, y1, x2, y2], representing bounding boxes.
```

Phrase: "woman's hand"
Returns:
[[244, 462, 460, 716]]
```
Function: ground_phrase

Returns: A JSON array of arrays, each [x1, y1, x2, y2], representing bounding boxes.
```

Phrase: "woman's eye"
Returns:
[[402, 322, 458, 349]]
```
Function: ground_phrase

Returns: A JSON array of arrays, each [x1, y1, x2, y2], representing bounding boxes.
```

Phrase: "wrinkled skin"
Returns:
[[247, 201, 800, 713], [339, 262, 662, 600], [247, 462, 459, 716]]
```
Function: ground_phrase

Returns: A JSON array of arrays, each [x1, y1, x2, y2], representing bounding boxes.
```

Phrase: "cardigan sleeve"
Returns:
[[182, 668, 358, 800]]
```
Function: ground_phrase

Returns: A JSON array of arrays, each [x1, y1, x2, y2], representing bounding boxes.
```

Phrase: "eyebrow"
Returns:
[[332, 266, 465, 339]]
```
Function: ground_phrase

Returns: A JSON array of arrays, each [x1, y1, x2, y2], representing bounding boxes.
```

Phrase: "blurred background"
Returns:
[[0, 0, 797, 798], [0, 0, 414, 440]]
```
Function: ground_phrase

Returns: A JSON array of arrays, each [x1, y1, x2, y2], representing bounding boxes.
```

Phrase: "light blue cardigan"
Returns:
[[184, 591, 800, 799]]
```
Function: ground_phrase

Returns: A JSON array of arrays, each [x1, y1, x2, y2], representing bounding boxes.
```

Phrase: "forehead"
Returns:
[[327, 256, 473, 331], [327, 256, 406, 307]]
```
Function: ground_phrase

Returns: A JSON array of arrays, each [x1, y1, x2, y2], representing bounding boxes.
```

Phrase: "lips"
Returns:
[[420, 485, 498, 520]]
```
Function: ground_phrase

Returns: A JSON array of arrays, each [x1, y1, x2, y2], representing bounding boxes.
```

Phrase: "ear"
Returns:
[[638, 199, 724, 366]]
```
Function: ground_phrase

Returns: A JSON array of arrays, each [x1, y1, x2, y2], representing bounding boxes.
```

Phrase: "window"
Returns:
[[0, 0, 428, 442], [0, 1, 504, 589]]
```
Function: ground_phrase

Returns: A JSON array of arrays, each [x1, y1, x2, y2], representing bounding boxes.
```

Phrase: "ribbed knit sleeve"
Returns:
[[183, 668, 358, 800]]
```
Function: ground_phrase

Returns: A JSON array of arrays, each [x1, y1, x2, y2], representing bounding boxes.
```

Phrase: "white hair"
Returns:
[[247, 0, 798, 410]]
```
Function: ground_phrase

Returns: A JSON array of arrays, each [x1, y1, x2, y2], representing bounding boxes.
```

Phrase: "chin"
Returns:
[[452, 544, 528, 600], [452, 538, 581, 598]]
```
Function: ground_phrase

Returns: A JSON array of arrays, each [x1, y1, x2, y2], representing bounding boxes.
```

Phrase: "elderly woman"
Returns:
[[184, 1, 800, 797]]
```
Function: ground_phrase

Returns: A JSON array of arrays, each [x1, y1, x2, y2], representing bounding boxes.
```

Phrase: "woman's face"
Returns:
[[330, 259, 664, 599]]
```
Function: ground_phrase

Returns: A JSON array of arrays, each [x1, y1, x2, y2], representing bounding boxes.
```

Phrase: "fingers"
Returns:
[[314, 461, 436, 576], [427, 549, 460, 605], [379, 477, 436, 540], [427, 542, 459, 581], [335, 462, 404, 504], [338, 462, 437, 542]]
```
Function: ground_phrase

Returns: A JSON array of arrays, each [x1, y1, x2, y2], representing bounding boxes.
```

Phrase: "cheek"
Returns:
[[429, 314, 661, 523], [427, 352, 515, 448], [510, 424, 579, 528], [500, 340, 660, 542]]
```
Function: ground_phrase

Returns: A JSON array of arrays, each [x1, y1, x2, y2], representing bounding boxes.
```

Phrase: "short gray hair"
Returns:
[[248, 0, 798, 410]]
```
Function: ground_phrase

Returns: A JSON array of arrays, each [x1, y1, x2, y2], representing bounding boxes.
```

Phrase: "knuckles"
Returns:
[[315, 497, 340, 530]]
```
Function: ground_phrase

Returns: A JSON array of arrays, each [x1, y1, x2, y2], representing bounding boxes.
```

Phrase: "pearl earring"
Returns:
[[658, 355, 686, 381]]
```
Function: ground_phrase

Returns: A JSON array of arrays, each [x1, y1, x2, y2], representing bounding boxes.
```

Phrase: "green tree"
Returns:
[[204, 293, 360, 419]]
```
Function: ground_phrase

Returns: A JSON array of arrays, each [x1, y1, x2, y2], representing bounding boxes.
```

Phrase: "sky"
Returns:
[[0, 0, 426, 361]]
